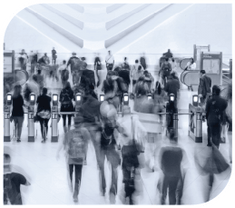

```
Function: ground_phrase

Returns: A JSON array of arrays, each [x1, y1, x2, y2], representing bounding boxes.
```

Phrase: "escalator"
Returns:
[[179, 58, 232, 90]]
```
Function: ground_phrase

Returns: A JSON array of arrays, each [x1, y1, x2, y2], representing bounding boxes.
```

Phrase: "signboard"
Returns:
[[4, 56, 12, 73], [202, 59, 220, 74]]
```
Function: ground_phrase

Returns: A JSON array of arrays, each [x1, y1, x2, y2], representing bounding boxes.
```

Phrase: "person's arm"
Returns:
[[57, 132, 67, 159], [19, 173, 31, 186]]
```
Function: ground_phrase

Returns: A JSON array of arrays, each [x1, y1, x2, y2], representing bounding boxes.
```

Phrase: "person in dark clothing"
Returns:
[[4, 153, 31, 205], [60, 81, 74, 133], [122, 57, 130, 71], [159, 58, 172, 88], [51, 47, 57, 65], [36, 87, 51, 143], [163, 49, 173, 59], [159, 130, 187, 205], [140, 53, 147, 70], [35, 69, 44, 93], [164, 74, 180, 107], [198, 69, 212, 105], [56, 116, 91, 203], [205, 85, 228, 148], [11, 85, 24, 142], [94, 53, 102, 87], [118, 68, 130, 92], [67, 52, 85, 85]]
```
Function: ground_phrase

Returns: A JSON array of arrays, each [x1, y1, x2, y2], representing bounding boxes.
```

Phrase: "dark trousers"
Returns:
[[69, 164, 83, 197], [209, 123, 221, 148], [13, 116, 24, 140], [98, 145, 120, 195], [161, 174, 182, 205], [39, 118, 49, 139], [62, 115, 72, 128], [106, 64, 113, 71]]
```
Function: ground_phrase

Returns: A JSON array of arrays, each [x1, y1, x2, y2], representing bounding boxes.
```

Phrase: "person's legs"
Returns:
[[106, 146, 120, 203], [62, 115, 67, 132], [44, 119, 49, 138], [73, 164, 83, 201], [17, 116, 24, 141], [68, 115, 72, 131], [39, 119, 44, 139], [207, 125, 212, 146], [13, 117, 19, 140], [98, 147, 106, 195], [161, 175, 168, 205], [211, 123, 221, 148], [168, 176, 180, 205]]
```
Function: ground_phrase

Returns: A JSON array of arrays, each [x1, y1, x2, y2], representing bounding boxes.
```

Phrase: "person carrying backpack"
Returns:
[[60, 81, 74, 133], [159, 58, 172, 88], [56, 115, 91, 203], [67, 52, 84, 85]]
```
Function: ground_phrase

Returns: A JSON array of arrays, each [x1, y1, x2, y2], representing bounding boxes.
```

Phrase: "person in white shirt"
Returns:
[[185, 58, 196, 70], [105, 50, 115, 71]]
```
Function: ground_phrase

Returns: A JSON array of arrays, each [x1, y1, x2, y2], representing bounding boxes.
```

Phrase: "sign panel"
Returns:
[[203, 59, 220, 74], [4, 56, 12, 73]]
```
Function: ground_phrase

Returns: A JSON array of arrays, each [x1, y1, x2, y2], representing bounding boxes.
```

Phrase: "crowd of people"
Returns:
[[4, 49, 232, 205]]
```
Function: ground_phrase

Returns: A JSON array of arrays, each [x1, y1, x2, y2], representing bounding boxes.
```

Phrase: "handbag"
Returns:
[[37, 110, 51, 119]]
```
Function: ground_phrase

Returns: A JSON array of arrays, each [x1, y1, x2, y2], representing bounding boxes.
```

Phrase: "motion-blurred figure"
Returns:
[[60, 81, 74, 133], [105, 50, 115, 71], [163, 49, 173, 59], [11, 85, 25, 142], [19, 49, 28, 71], [198, 69, 212, 106], [158, 130, 188, 205], [51, 47, 57, 65], [36, 87, 51, 143], [184, 58, 196, 70], [117, 106, 146, 204], [4, 153, 31, 205], [57, 116, 91, 203], [205, 85, 227, 148]]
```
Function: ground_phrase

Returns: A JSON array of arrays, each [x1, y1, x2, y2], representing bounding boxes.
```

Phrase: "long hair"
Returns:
[[12, 85, 22, 98]]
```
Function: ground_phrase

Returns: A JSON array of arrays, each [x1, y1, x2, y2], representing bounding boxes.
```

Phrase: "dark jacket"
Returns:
[[205, 95, 227, 125], [12, 95, 24, 117], [198, 75, 211, 97], [81, 95, 101, 123], [37, 94, 51, 113], [164, 77, 180, 99]]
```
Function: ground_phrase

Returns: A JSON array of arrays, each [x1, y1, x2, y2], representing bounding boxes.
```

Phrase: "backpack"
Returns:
[[71, 58, 85, 71], [60, 89, 72, 105], [67, 129, 86, 159], [61, 69, 69, 82]]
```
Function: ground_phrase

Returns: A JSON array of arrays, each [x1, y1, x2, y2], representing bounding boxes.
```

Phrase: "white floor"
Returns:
[[4, 65, 232, 205]]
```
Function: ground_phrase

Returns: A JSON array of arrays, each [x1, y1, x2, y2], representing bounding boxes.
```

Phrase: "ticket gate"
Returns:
[[51, 94, 59, 142], [4, 94, 12, 142], [28, 93, 36, 142], [188, 95, 203, 142]]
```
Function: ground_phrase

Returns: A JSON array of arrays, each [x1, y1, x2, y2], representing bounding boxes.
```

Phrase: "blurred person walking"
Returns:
[[36, 87, 51, 143], [11, 85, 25, 142], [57, 115, 91, 203], [105, 50, 115, 71], [198, 69, 212, 106], [60, 81, 74, 133], [158, 130, 188, 205], [205, 85, 227, 148], [4, 153, 31, 205]]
